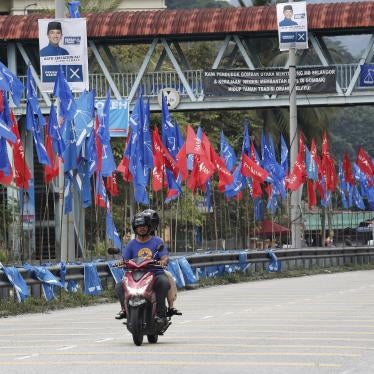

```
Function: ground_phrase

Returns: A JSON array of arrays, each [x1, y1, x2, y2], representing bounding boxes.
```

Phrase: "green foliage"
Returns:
[[66, 0, 122, 12], [329, 105, 374, 159]]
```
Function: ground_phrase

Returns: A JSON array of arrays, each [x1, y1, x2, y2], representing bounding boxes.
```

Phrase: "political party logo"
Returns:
[[64, 36, 81, 45], [137, 248, 153, 259]]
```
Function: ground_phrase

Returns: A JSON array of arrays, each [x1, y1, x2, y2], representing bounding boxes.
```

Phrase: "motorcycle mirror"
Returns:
[[108, 247, 120, 255]]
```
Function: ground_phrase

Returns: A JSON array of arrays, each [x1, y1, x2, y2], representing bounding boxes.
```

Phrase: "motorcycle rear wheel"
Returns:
[[147, 334, 158, 344]]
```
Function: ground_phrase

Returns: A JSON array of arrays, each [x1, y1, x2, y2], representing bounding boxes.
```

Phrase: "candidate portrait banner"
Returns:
[[276, 1, 308, 51], [38, 18, 89, 92]]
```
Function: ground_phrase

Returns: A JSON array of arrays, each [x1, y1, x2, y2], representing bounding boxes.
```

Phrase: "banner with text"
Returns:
[[203, 68, 336, 96], [95, 99, 129, 137]]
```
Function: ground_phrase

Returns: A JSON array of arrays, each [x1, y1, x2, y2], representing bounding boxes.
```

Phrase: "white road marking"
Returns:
[[15, 353, 39, 360], [56, 345, 76, 351], [202, 316, 213, 319], [95, 338, 114, 343]]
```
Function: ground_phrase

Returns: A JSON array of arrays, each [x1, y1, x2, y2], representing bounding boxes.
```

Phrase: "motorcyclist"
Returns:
[[142, 209, 180, 316], [114, 211, 170, 322]]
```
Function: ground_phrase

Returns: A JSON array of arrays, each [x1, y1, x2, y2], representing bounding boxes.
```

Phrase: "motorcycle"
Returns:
[[109, 249, 182, 346]]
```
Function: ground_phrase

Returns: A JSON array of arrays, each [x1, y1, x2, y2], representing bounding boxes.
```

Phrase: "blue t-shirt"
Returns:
[[122, 236, 169, 261], [40, 43, 69, 57], [279, 18, 298, 27]]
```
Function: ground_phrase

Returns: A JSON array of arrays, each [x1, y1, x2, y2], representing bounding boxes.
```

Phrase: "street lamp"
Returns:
[[24, 3, 37, 15]]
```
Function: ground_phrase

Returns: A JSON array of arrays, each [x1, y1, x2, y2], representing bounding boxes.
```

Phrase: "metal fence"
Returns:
[[1, 246, 373, 296], [17, 63, 363, 102]]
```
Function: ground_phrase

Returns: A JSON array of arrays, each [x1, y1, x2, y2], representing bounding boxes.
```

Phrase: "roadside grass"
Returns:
[[1, 264, 374, 317]]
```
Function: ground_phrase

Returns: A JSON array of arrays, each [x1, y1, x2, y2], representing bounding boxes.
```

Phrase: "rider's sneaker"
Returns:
[[115, 310, 126, 320], [167, 307, 181, 316]]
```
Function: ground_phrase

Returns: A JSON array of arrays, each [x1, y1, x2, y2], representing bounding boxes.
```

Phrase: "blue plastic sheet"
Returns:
[[83, 263, 102, 295], [266, 249, 281, 272], [1, 266, 29, 302], [167, 260, 185, 288], [177, 257, 197, 285], [24, 264, 63, 301]]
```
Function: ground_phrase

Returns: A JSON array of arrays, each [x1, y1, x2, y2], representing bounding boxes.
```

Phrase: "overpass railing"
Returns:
[[17, 63, 368, 102]]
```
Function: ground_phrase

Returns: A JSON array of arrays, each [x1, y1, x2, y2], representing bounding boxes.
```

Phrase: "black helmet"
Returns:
[[131, 212, 152, 236], [142, 209, 160, 233]]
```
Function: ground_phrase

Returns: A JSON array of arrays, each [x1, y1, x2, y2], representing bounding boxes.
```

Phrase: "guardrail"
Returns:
[[1, 246, 374, 295]]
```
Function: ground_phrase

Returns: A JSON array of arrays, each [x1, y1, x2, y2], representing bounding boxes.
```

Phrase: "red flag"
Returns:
[[152, 129, 180, 179], [241, 152, 269, 183], [307, 180, 317, 208], [106, 173, 119, 196], [44, 127, 59, 184], [343, 152, 354, 185], [322, 129, 329, 157], [117, 134, 132, 182], [9, 111, 31, 188], [0, 167, 13, 186], [176, 143, 188, 181], [286, 133, 306, 191], [310, 138, 321, 174], [152, 140, 164, 192], [356, 147, 374, 179], [185, 125, 203, 155], [202, 132, 233, 188], [9, 112, 32, 189]]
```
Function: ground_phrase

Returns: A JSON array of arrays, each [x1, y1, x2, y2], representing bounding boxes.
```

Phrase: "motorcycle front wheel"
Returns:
[[147, 334, 158, 344], [129, 307, 144, 346]]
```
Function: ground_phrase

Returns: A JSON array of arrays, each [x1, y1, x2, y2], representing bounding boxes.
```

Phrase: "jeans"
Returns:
[[115, 272, 170, 316]]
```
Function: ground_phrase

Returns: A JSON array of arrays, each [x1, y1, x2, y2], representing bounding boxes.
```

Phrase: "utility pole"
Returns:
[[289, 46, 302, 249]]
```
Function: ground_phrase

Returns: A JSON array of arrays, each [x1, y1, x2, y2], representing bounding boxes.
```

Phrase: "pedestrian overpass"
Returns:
[[0, 0, 373, 114], [1, 1, 374, 261]]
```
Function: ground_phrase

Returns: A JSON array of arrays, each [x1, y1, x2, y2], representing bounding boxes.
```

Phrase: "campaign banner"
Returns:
[[360, 64, 374, 87], [276, 1, 308, 51], [95, 99, 129, 137], [203, 68, 336, 96], [38, 18, 89, 92]]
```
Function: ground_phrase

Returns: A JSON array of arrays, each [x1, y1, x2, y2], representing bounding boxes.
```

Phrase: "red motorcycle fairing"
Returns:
[[122, 258, 158, 318]]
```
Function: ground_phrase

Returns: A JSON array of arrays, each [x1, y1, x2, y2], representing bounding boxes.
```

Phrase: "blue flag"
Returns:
[[33, 121, 51, 166], [48, 104, 65, 157], [62, 120, 78, 172], [0, 117, 16, 143], [84, 263, 102, 296], [26, 65, 45, 131], [64, 171, 74, 214], [24, 264, 63, 301], [338, 161, 348, 209], [98, 91, 116, 177], [220, 130, 237, 172], [68, 1, 80, 18], [0, 137, 11, 175], [0, 61, 24, 106], [281, 135, 288, 174], [108, 260, 125, 284], [1, 266, 29, 302], [106, 210, 122, 249], [242, 121, 250, 156], [53, 66, 77, 121], [74, 90, 94, 150]]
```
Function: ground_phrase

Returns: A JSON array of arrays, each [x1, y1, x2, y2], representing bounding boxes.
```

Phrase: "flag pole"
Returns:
[[55, 0, 75, 262]]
